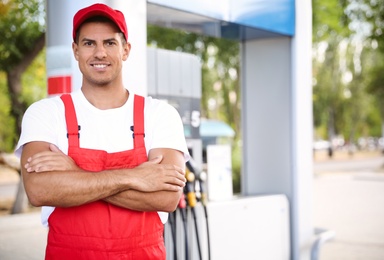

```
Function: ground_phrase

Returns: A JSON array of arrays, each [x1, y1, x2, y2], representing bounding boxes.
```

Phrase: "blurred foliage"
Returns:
[[312, 0, 384, 146], [352, 0, 384, 52], [231, 141, 242, 193], [0, 50, 46, 152], [0, 72, 15, 152], [21, 49, 46, 104], [0, 0, 45, 71], [344, 0, 384, 129], [0, 0, 46, 152], [312, 0, 350, 41]]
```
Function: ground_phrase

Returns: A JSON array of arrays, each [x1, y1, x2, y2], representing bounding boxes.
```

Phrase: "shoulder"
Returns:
[[15, 95, 66, 157], [144, 96, 179, 116], [143, 95, 184, 131], [25, 95, 64, 117]]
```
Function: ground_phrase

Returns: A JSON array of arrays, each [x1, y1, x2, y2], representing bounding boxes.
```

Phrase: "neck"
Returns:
[[81, 85, 129, 110]]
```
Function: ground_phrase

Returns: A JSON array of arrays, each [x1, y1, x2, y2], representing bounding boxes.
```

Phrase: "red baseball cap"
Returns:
[[73, 3, 128, 42]]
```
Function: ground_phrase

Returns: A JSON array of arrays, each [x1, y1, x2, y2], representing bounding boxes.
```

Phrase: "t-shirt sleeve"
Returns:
[[145, 98, 190, 162], [14, 98, 63, 158]]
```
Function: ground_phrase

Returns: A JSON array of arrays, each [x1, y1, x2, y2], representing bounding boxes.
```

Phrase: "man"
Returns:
[[15, 3, 189, 259]]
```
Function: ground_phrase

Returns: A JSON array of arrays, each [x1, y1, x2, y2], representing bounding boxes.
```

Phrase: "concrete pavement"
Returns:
[[314, 171, 384, 260], [0, 212, 46, 260]]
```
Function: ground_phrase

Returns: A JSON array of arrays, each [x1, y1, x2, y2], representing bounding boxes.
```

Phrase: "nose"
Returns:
[[94, 44, 107, 59]]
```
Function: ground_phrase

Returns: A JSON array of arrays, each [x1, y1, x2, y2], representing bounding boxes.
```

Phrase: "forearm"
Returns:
[[103, 189, 183, 212], [21, 142, 186, 208], [23, 169, 128, 207]]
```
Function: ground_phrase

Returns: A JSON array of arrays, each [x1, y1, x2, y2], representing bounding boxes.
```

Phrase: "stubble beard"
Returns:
[[84, 72, 117, 87]]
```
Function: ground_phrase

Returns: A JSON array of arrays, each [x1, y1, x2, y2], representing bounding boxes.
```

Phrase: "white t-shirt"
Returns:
[[15, 89, 190, 226]]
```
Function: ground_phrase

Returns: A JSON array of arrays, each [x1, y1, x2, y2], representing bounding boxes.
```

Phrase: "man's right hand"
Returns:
[[128, 155, 186, 192]]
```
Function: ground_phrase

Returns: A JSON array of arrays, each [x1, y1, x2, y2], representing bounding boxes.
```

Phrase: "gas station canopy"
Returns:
[[147, 0, 295, 40]]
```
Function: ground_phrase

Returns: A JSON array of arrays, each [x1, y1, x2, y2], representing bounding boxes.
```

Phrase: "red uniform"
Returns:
[[45, 94, 166, 259]]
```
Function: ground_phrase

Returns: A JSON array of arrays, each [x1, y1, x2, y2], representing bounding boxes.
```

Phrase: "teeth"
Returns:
[[93, 64, 107, 68]]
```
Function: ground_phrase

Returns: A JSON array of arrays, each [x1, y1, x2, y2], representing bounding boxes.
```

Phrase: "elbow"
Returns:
[[25, 188, 46, 207], [154, 199, 178, 213], [163, 202, 178, 213], [160, 191, 183, 212], [146, 191, 182, 212], [29, 199, 44, 208], [26, 194, 44, 207], [24, 180, 49, 207], [22, 175, 46, 207]]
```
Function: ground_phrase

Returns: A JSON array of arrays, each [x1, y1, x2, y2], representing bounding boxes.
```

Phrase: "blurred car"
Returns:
[[313, 139, 330, 150]]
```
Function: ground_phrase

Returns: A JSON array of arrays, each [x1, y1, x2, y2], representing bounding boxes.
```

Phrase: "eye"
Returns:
[[106, 41, 117, 46], [83, 41, 94, 46]]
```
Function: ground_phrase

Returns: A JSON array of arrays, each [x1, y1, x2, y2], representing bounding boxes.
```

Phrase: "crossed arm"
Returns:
[[21, 141, 186, 212]]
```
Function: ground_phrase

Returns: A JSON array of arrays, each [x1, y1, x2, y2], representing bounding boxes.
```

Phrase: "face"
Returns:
[[72, 21, 130, 87]]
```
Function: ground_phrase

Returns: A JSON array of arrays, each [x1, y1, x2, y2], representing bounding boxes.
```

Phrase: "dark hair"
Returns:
[[74, 16, 127, 44]]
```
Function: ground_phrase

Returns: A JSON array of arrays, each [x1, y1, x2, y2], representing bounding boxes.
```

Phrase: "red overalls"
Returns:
[[45, 94, 166, 260]]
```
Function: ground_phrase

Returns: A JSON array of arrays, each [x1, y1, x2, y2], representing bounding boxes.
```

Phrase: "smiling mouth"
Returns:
[[92, 64, 109, 69]]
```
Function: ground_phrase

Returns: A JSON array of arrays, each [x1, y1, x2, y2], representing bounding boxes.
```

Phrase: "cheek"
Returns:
[[77, 57, 89, 72], [76, 49, 93, 61]]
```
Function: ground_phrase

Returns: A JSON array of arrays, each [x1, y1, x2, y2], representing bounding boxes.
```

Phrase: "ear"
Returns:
[[72, 42, 79, 61], [122, 42, 131, 61]]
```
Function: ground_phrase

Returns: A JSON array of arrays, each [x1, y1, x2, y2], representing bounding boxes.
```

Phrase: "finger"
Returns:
[[171, 171, 187, 183], [49, 144, 63, 153], [26, 154, 64, 172], [27, 153, 55, 167], [167, 176, 186, 187], [165, 165, 186, 181], [163, 183, 184, 192], [149, 155, 163, 163], [28, 151, 55, 162], [157, 166, 186, 183], [140, 156, 163, 166], [26, 159, 53, 172], [25, 163, 34, 172]]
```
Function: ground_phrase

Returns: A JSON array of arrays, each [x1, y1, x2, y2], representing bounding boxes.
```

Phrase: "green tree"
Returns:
[[352, 0, 384, 134], [0, 0, 45, 150], [356, 0, 384, 52], [342, 39, 375, 144], [312, 0, 352, 144], [312, 0, 383, 149], [366, 53, 384, 127], [341, 1, 384, 145]]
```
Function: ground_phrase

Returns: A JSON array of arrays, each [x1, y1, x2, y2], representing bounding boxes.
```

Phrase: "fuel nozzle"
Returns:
[[178, 193, 187, 209], [185, 168, 197, 208], [198, 170, 208, 206]]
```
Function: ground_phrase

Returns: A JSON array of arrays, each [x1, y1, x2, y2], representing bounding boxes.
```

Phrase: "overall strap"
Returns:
[[133, 95, 146, 149], [60, 94, 80, 148]]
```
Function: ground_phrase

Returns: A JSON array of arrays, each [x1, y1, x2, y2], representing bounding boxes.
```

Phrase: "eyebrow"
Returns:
[[81, 37, 118, 43]]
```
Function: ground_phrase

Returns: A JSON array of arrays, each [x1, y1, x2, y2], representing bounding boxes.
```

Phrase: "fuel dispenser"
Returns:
[[147, 47, 210, 260]]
